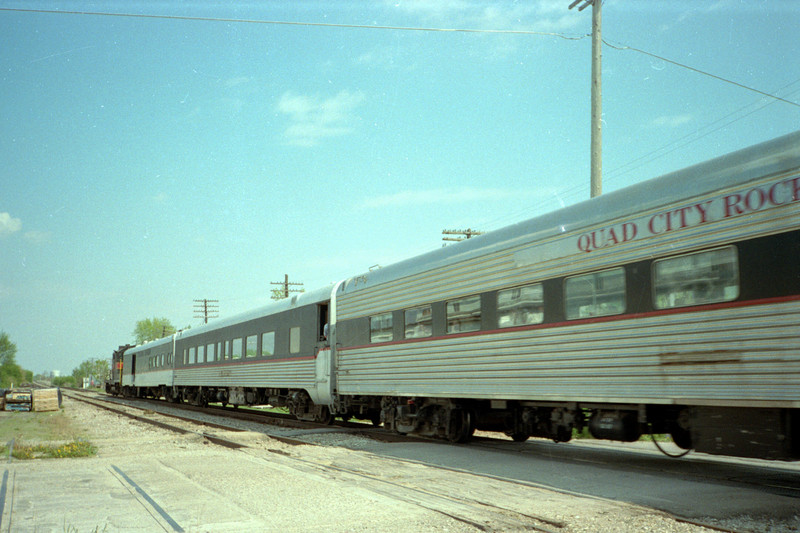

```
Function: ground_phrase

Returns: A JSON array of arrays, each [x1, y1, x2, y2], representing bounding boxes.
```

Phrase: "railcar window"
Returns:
[[232, 338, 243, 360], [261, 332, 275, 356], [198, 345, 206, 363], [498, 283, 544, 328], [290, 327, 301, 353], [206, 343, 215, 362], [370, 313, 393, 342], [246, 335, 257, 358], [405, 305, 432, 339], [183, 349, 188, 365], [653, 246, 739, 309], [189, 347, 197, 364], [446, 295, 481, 334], [222, 341, 229, 360], [565, 267, 626, 319]]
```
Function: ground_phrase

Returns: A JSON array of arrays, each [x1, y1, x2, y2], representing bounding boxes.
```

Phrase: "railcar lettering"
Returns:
[[577, 223, 637, 252], [106, 132, 800, 463], [578, 175, 800, 253]]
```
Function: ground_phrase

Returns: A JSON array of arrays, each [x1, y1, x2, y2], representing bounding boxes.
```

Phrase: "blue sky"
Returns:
[[1, 1, 798, 375]]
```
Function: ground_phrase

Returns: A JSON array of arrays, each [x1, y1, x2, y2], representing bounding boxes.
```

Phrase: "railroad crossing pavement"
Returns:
[[0, 440, 465, 533], [2, 450, 266, 532]]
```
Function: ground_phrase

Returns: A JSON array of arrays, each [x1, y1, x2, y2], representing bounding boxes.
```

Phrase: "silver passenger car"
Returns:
[[333, 131, 800, 459]]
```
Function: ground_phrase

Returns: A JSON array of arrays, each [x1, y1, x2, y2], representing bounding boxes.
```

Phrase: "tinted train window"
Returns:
[[246, 335, 257, 357], [198, 345, 206, 363], [405, 305, 432, 339], [498, 283, 544, 328], [232, 338, 243, 359], [370, 313, 393, 343], [565, 267, 626, 319], [207, 343, 215, 362], [653, 246, 739, 309], [290, 327, 301, 353], [189, 347, 197, 364], [446, 295, 481, 334], [262, 332, 275, 356]]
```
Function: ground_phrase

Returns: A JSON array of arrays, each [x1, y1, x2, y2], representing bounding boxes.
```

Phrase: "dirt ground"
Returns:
[[3, 397, 793, 533]]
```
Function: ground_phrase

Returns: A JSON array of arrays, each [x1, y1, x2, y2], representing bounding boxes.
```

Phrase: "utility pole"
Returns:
[[569, 0, 602, 198], [193, 299, 219, 324], [270, 274, 304, 300], [442, 228, 484, 243]]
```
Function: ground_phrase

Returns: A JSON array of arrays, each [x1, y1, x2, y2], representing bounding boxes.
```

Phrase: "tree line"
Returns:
[[0, 332, 33, 388], [1, 317, 189, 390]]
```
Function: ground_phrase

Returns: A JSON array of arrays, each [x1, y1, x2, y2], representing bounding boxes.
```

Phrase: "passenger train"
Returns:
[[107, 131, 800, 461]]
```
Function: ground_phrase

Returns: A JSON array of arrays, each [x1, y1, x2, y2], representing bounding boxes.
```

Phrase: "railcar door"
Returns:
[[314, 300, 333, 404]]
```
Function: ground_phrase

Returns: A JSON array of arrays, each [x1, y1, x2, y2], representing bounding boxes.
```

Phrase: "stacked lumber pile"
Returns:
[[5, 389, 32, 411], [32, 388, 61, 412]]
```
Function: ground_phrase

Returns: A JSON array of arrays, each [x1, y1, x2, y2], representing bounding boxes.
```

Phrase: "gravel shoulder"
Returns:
[[5, 396, 796, 533]]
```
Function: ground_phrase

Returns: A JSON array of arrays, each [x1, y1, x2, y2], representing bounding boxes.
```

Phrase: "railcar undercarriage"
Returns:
[[371, 396, 800, 461], [112, 384, 799, 460]]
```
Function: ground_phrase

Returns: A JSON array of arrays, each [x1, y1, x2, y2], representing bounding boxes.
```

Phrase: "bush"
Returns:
[[52, 376, 76, 387]]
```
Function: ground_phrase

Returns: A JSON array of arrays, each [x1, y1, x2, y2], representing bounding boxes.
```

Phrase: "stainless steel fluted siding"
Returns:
[[337, 301, 800, 407], [336, 173, 800, 320], [173, 359, 316, 389], [133, 369, 173, 388]]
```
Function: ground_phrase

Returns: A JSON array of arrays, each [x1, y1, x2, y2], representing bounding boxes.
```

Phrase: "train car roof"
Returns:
[[339, 130, 800, 295], [175, 283, 336, 342], [129, 334, 172, 354], [129, 284, 336, 350]]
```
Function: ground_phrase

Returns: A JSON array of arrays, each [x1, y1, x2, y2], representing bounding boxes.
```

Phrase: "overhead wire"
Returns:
[[0, 7, 590, 40], [603, 40, 800, 109], [5, 5, 797, 232], [2, 6, 795, 109]]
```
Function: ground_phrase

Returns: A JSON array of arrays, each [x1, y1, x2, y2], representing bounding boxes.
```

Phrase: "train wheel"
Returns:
[[446, 407, 474, 443], [510, 432, 529, 443], [315, 406, 333, 425]]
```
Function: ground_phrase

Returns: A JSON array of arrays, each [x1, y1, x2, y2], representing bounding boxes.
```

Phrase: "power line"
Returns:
[[0, 7, 589, 39], [442, 228, 485, 242], [270, 274, 304, 300], [603, 40, 800, 109], [3, 7, 795, 109], [193, 299, 219, 324]]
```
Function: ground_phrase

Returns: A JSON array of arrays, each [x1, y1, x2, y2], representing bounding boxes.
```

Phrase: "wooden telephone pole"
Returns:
[[569, 0, 603, 198], [442, 228, 484, 243], [193, 299, 219, 324], [270, 274, 304, 300]]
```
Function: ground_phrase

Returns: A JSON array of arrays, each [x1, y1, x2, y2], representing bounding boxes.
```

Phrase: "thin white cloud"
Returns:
[[388, 0, 583, 33], [361, 187, 521, 209], [0, 212, 22, 237], [225, 76, 250, 88], [23, 231, 52, 244], [277, 90, 366, 147], [650, 114, 693, 128]]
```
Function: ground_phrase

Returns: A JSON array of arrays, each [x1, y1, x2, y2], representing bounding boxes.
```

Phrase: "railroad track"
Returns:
[[63, 390, 781, 533]]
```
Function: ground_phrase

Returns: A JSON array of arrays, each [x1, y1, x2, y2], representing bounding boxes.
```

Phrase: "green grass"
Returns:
[[0, 440, 97, 460], [0, 409, 97, 460]]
